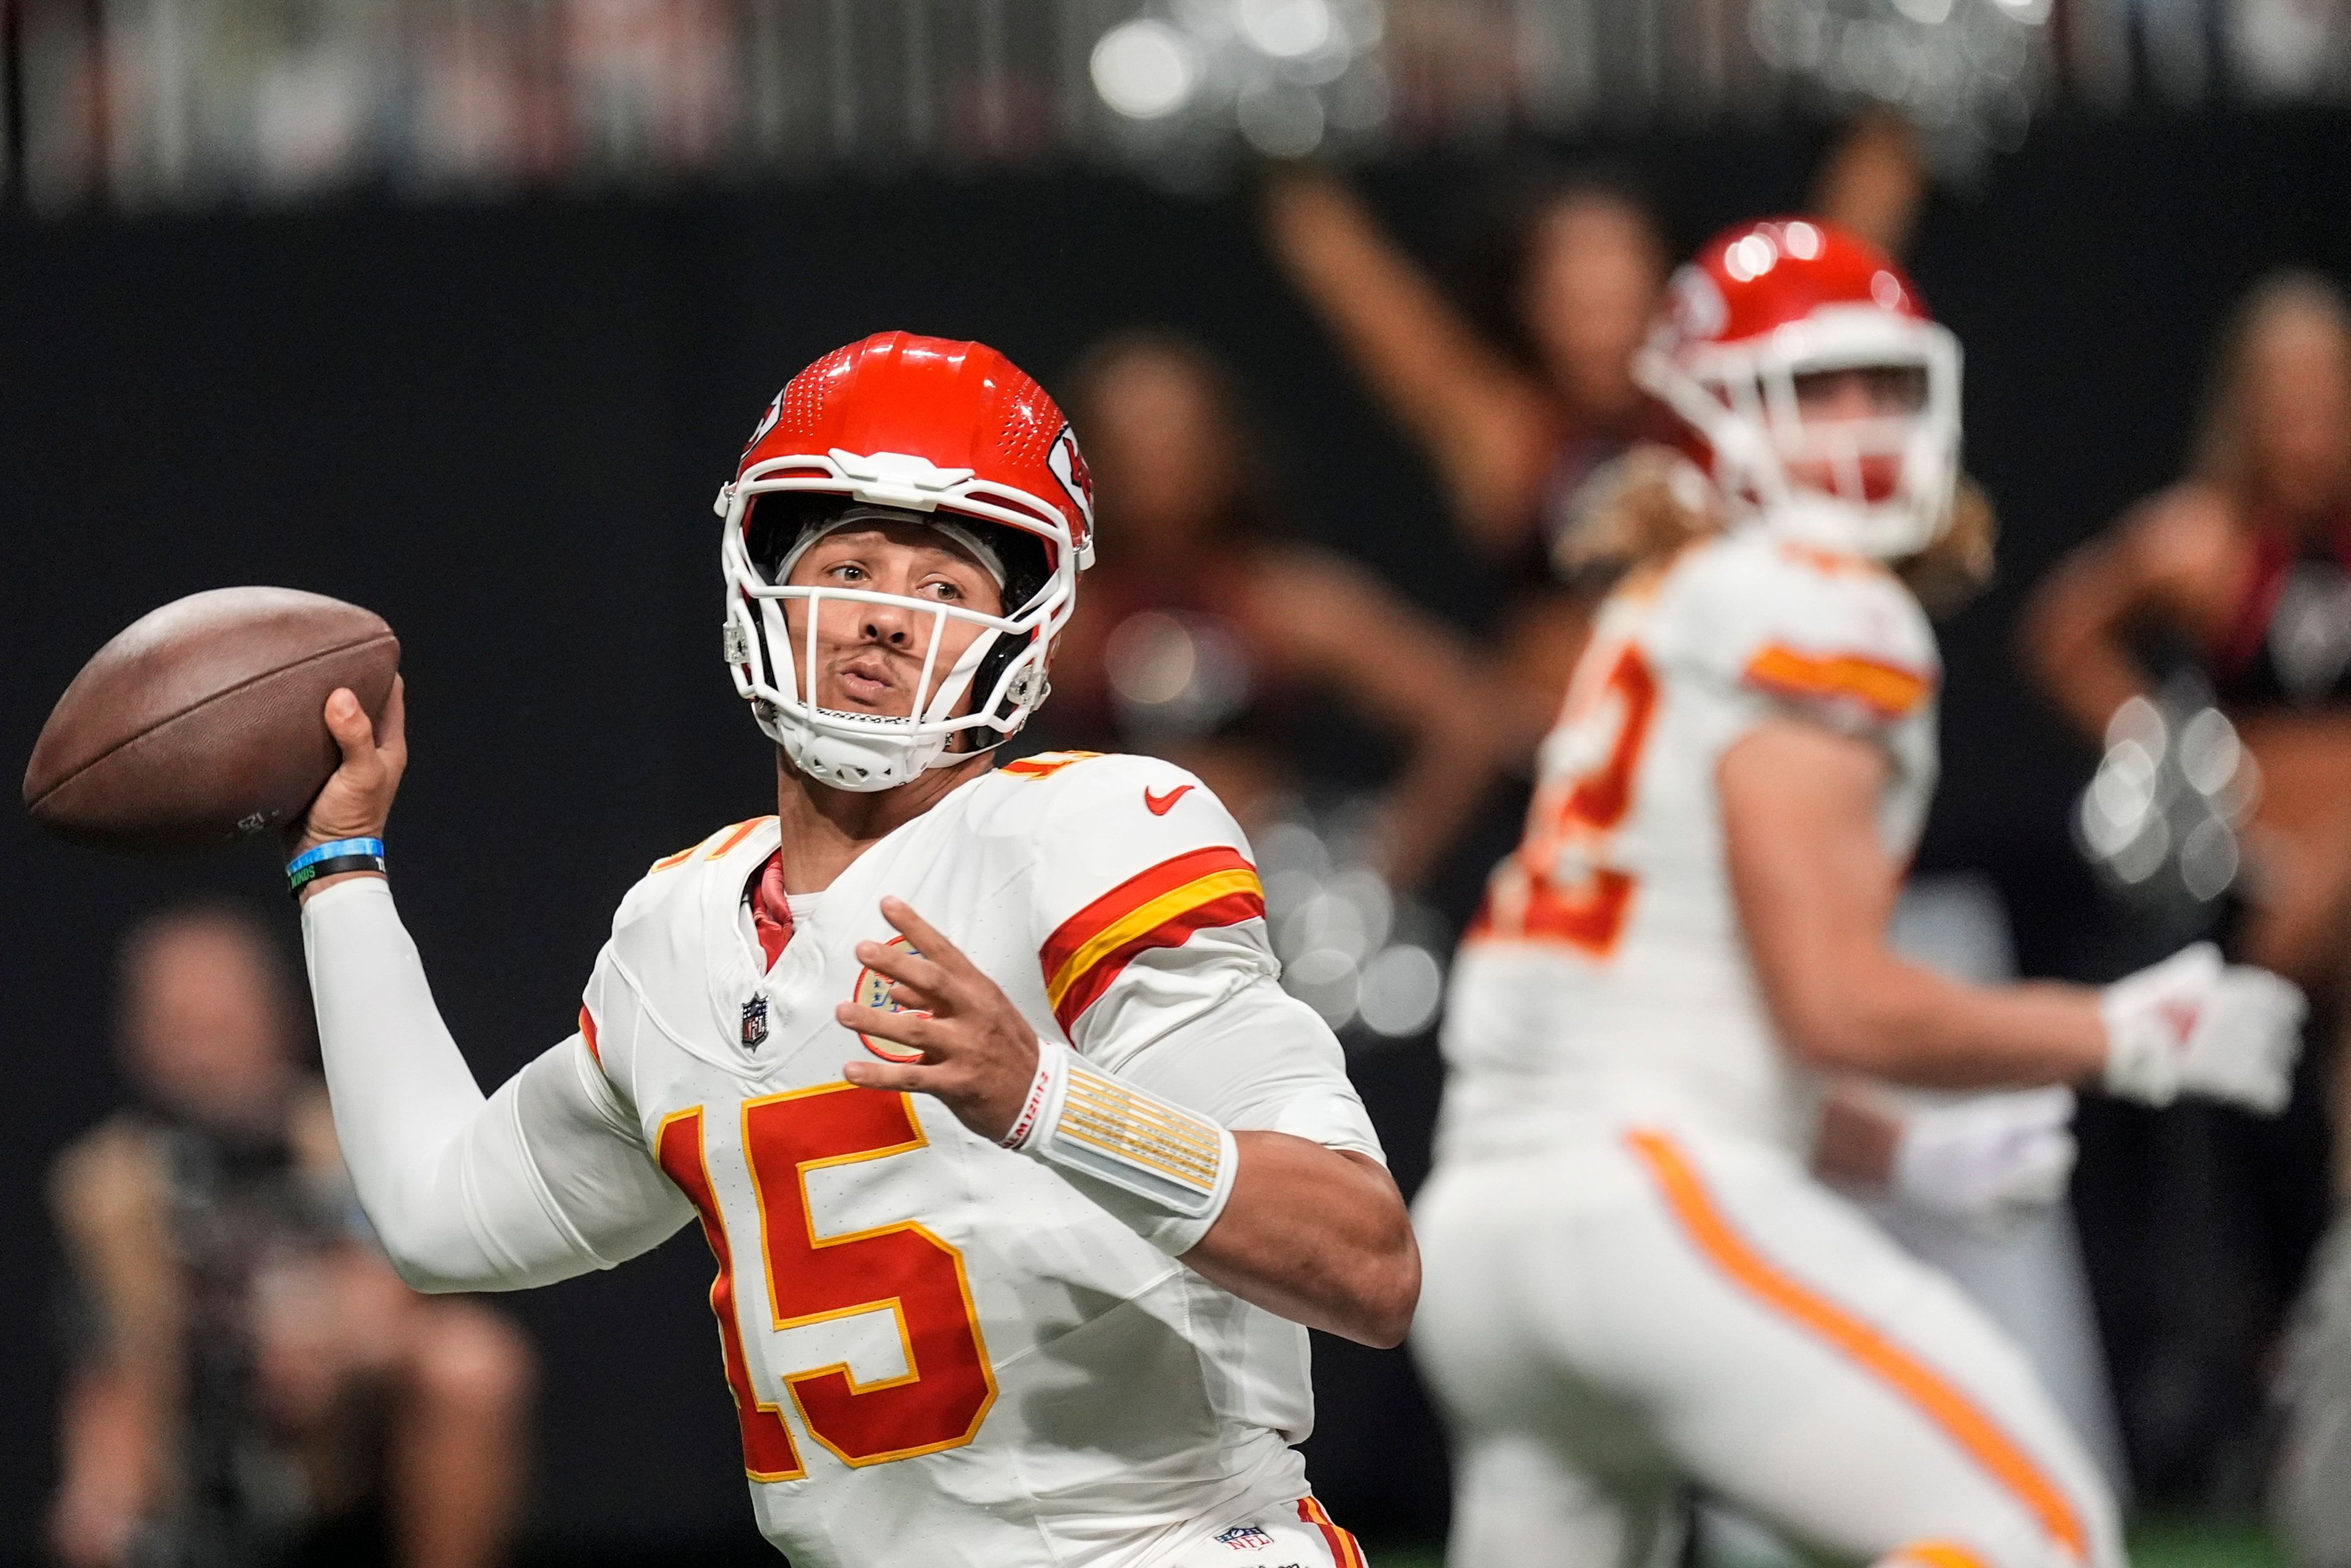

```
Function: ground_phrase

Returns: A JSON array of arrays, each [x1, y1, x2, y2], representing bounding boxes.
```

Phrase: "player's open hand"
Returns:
[[837, 896, 1040, 1142], [289, 677, 408, 859]]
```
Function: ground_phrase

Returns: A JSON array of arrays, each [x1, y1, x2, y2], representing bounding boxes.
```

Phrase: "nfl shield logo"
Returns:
[[740, 995, 770, 1050], [1213, 1525, 1275, 1551]]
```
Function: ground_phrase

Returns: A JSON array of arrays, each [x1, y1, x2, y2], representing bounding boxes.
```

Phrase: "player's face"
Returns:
[[781, 518, 1006, 720], [1781, 363, 1930, 502]]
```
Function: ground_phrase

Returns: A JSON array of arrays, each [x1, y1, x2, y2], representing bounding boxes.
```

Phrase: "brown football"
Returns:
[[24, 587, 400, 853]]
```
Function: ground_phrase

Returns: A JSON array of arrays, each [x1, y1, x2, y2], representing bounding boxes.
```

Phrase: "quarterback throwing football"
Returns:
[[1412, 222, 2306, 1567], [285, 334, 1414, 1567]]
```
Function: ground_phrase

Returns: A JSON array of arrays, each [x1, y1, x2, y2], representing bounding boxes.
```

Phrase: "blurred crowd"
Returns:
[[37, 89, 2351, 1567], [14, 0, 2351, 210]]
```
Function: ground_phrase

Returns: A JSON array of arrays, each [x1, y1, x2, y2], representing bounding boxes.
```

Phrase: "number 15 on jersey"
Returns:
[[658, 1084, 999, 1478]]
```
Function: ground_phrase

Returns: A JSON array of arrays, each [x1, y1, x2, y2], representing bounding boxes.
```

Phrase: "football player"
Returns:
[[281, 333, 1415, 1568], [1411, 221, 2307, 1567]]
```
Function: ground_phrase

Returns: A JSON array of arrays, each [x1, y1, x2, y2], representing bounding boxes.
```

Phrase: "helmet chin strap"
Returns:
[[771, 708, 940, 792], [1753, 491, 1879, 547], [762, 624, 1012, 793], [1734, 487, 1943, 561]]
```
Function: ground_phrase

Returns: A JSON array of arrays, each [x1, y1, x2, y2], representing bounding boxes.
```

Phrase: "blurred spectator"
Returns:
[[2026, 272, 2351, 1010], [1259, 162, 1671, 710], [2025, 271, 2351, 1504], [1040, 331, 1498, 896], [47, 905, 534, 1568], [1811, 110, 1934, 261]]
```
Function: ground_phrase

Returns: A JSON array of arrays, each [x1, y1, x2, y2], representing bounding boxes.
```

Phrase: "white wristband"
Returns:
[[1004, 1036, 1239, 1255]]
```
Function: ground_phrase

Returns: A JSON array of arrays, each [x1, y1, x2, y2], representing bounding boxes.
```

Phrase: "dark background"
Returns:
[[5, 112, 2348, 1560]]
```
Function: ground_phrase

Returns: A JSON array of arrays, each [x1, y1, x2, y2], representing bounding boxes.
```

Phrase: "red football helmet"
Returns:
[[1635, 218, 1962, 560], [716, 332, 1094, 790]]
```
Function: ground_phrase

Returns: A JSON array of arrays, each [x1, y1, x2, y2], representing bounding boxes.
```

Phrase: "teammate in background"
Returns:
[[1411, 220, 2306, 1566], [1257, 117, 1933, 716], [47, 906, 531, 1568], [2021, 274, 2351, 1550], [282, 333, 1416, 1568], [1040, 331, 1499, 891]]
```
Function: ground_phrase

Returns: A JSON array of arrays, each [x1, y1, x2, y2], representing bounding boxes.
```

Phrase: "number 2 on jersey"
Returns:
[[658, 1085, 998, 1479], [1473, 642, 1657, 956]]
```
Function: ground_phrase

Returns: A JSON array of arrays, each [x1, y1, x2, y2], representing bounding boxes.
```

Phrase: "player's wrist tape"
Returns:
[[1003, 1036, 1237, 1253], [287, 838, 388, 898]]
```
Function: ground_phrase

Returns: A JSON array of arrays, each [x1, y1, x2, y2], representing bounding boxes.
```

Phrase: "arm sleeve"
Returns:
[[301, 877, 692, 1293]]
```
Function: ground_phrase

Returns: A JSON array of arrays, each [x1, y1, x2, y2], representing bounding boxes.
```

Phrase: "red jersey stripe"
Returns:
[[1049, 889, 1267, 1035], [1039, 846, 1264, 1035]]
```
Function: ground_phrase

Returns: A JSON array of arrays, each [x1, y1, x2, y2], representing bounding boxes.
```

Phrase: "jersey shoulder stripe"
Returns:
[[650, 815, 774, 874], [1742, 643, 1935, 721], [1040, 845, 1264, 1035], [998, 749, 1106, 781]]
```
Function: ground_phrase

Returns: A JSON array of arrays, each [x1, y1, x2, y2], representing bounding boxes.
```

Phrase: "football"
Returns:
[[24, 587, 400, 853]]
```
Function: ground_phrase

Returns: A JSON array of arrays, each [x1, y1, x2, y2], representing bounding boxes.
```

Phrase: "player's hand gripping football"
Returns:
[[837, 898, 1040, 1142], [288, 680, 408, 864]]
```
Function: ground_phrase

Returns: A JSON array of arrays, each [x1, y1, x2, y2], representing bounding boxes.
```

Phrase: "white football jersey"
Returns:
[[576, 751, 1381, 1568], [1439, 530, 1941, 1159]]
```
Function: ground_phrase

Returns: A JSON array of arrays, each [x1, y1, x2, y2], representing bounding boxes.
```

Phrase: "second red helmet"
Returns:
[[1636, 218, 1962, 561]]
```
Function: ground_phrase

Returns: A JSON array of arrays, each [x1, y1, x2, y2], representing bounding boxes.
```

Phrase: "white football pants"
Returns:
[[1411, 1126, 2123, 1568]]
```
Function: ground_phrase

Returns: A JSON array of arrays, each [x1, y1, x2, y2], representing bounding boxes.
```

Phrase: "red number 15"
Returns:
[[657, 1084, 998, 1479]]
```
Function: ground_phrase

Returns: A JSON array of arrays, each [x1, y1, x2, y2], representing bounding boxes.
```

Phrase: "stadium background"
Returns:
[[5, 3, 2351, 1557]]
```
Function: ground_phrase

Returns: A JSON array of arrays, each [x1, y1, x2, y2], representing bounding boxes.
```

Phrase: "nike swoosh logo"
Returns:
[[1144, 784, 1194, 816]]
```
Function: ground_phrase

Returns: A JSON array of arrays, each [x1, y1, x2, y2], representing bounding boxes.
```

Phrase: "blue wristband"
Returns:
[[288, 838, 386, 876], [287, 837, 388, 899]]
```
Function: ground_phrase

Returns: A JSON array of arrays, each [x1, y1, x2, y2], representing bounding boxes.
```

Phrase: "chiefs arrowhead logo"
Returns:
[[744, 388, 784, 454], [1144, 784, 1193, 816], [2158, 997, 2202, 1049], [1047, 423, 1096, 544]]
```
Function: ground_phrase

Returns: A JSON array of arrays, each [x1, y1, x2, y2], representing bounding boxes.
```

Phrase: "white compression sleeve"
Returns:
[[301, 878, 691, 1292]]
